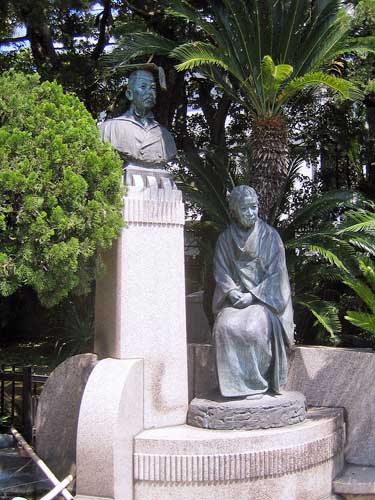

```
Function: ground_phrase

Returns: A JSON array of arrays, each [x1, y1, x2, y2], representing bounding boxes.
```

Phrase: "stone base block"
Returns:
[[333, 464, 375, 499], [76, 358, 143, 500], [187, 390, 306, 430], [75, 496, 113, 500], [339, 497, 375, 500], [134, 407, 345, 500], [286, 346, 375, 465], [35, 353, 97, 481]]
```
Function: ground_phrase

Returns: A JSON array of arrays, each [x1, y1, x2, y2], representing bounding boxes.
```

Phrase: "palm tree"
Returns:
[[177, 148, 373, 342], [108, 0, 374, 217]]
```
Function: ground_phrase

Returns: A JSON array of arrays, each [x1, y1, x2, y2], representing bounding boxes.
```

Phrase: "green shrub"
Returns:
[[0, 72, 124, 307]]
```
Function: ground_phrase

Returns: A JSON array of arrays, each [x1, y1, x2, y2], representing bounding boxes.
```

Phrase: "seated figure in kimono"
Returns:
[[212, 185, 294, 398]]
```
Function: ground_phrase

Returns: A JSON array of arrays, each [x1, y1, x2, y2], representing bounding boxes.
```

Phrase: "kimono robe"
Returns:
[[212, 219, 294, 397]]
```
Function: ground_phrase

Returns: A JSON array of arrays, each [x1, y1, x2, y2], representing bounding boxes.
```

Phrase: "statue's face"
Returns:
[[127, 71, 156, 113], [235, 194, 259, 228]]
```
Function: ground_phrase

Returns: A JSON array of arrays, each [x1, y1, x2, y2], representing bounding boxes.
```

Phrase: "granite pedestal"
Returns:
[[134, 407, 345, 500], [76, 168, 188, 500], [94, 167, 188, 429]]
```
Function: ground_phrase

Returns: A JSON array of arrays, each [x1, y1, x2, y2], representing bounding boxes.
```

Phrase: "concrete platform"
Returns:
[[134, 407, 345, 500]]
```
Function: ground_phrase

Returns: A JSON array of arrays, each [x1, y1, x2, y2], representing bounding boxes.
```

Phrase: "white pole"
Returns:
[[10, 427, 74, 500], [39, 475, 74, 500]]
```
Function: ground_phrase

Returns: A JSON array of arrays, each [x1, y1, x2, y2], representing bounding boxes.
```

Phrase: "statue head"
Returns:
[[229, 185, 259, 229], [126, 70, 157, 116]]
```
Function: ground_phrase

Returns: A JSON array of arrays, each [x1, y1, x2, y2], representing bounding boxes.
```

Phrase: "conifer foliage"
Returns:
[[0, 72, 124, 307]]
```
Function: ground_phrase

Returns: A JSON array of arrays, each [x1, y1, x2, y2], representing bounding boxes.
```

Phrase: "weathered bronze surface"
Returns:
[[213, 185, 294, 398], [100, 69, 176, 168]]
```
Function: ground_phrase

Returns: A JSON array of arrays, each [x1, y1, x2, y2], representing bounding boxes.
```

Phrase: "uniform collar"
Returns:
[[113, 109, 158, 129]]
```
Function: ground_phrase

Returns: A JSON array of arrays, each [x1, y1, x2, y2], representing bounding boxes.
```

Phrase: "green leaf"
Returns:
[[286, 240, 348, 271], [295, 295, 342, 336], [278, 72, 363, 108], [343, 277, 375, 314], [345, 311, 375, 335], [261, 55, 293, 94], [173, 42, 231, 73]]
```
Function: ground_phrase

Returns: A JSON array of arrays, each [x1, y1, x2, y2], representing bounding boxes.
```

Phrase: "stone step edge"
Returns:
[[333, 464, 375, 495], [134, 427, 344, 483]]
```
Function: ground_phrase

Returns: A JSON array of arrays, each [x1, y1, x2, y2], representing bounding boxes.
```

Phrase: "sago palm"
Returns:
[[282, 195, 375, 342], [344, 257, 375, 339], [111, 0, 374, 217]]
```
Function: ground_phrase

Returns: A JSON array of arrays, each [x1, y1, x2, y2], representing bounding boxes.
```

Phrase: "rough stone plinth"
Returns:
[[95, 168, 188, 429], [134, 407, 344, 500], [187, 390, 306, 430], [35, 353, 97, 481]]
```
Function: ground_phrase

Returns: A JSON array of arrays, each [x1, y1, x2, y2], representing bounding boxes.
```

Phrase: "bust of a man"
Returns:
[[100, 69, 177, 168], [213, 185, 294, 399]]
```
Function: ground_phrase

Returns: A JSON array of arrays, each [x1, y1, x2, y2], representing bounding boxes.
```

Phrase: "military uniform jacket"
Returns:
[[100, 110, 177, 166]]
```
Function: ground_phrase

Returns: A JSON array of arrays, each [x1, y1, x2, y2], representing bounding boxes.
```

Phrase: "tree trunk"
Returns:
[[249, 118, 289, 220]]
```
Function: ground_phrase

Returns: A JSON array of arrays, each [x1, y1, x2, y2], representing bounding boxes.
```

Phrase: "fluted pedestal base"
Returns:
[[134, 407, 344, 500]]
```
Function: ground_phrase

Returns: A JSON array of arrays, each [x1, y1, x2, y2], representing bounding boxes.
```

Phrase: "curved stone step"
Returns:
[[134, 407, 345, 500]]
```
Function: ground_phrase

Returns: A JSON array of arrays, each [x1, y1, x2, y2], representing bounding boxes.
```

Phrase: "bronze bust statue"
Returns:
[[100, 69, 177, 168]]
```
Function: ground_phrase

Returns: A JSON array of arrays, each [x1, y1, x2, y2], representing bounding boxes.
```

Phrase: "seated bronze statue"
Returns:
[[212, 185, 294, 398]]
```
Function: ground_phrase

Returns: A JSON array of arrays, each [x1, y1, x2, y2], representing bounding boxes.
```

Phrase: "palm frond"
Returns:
[[177, 150, 235, 229], [173, 42, 232, 73], [295, 295, 342, 336], [358, 258, 375, 293], [345, 311, 375, 335], [270, 156, 305, 227], [345, 234, 375, 257], [284, 190, 358, 237], [221, 0, 262, 82], [338, 209, 375, 234], [167, 0, 223, 43], [329, 36, 375, 58], [102, 32, 176, 67], [277, 72, 363, 110], [286, 240, 348, 271], [277, 0, 307, 64], [294, 2, 348, 75], [343, 277, 375, 314], [261, 55, 293, 95], [125, 32, 176, 57]]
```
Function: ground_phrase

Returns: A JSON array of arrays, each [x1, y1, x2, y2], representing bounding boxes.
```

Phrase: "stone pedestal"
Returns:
[[134, 407, 345, 500], [95, 167, 188, 429]]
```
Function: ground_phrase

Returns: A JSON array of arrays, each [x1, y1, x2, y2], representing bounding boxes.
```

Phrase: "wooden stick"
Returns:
[[39, 475, 73, 500], [10, 427, 74, 500]]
